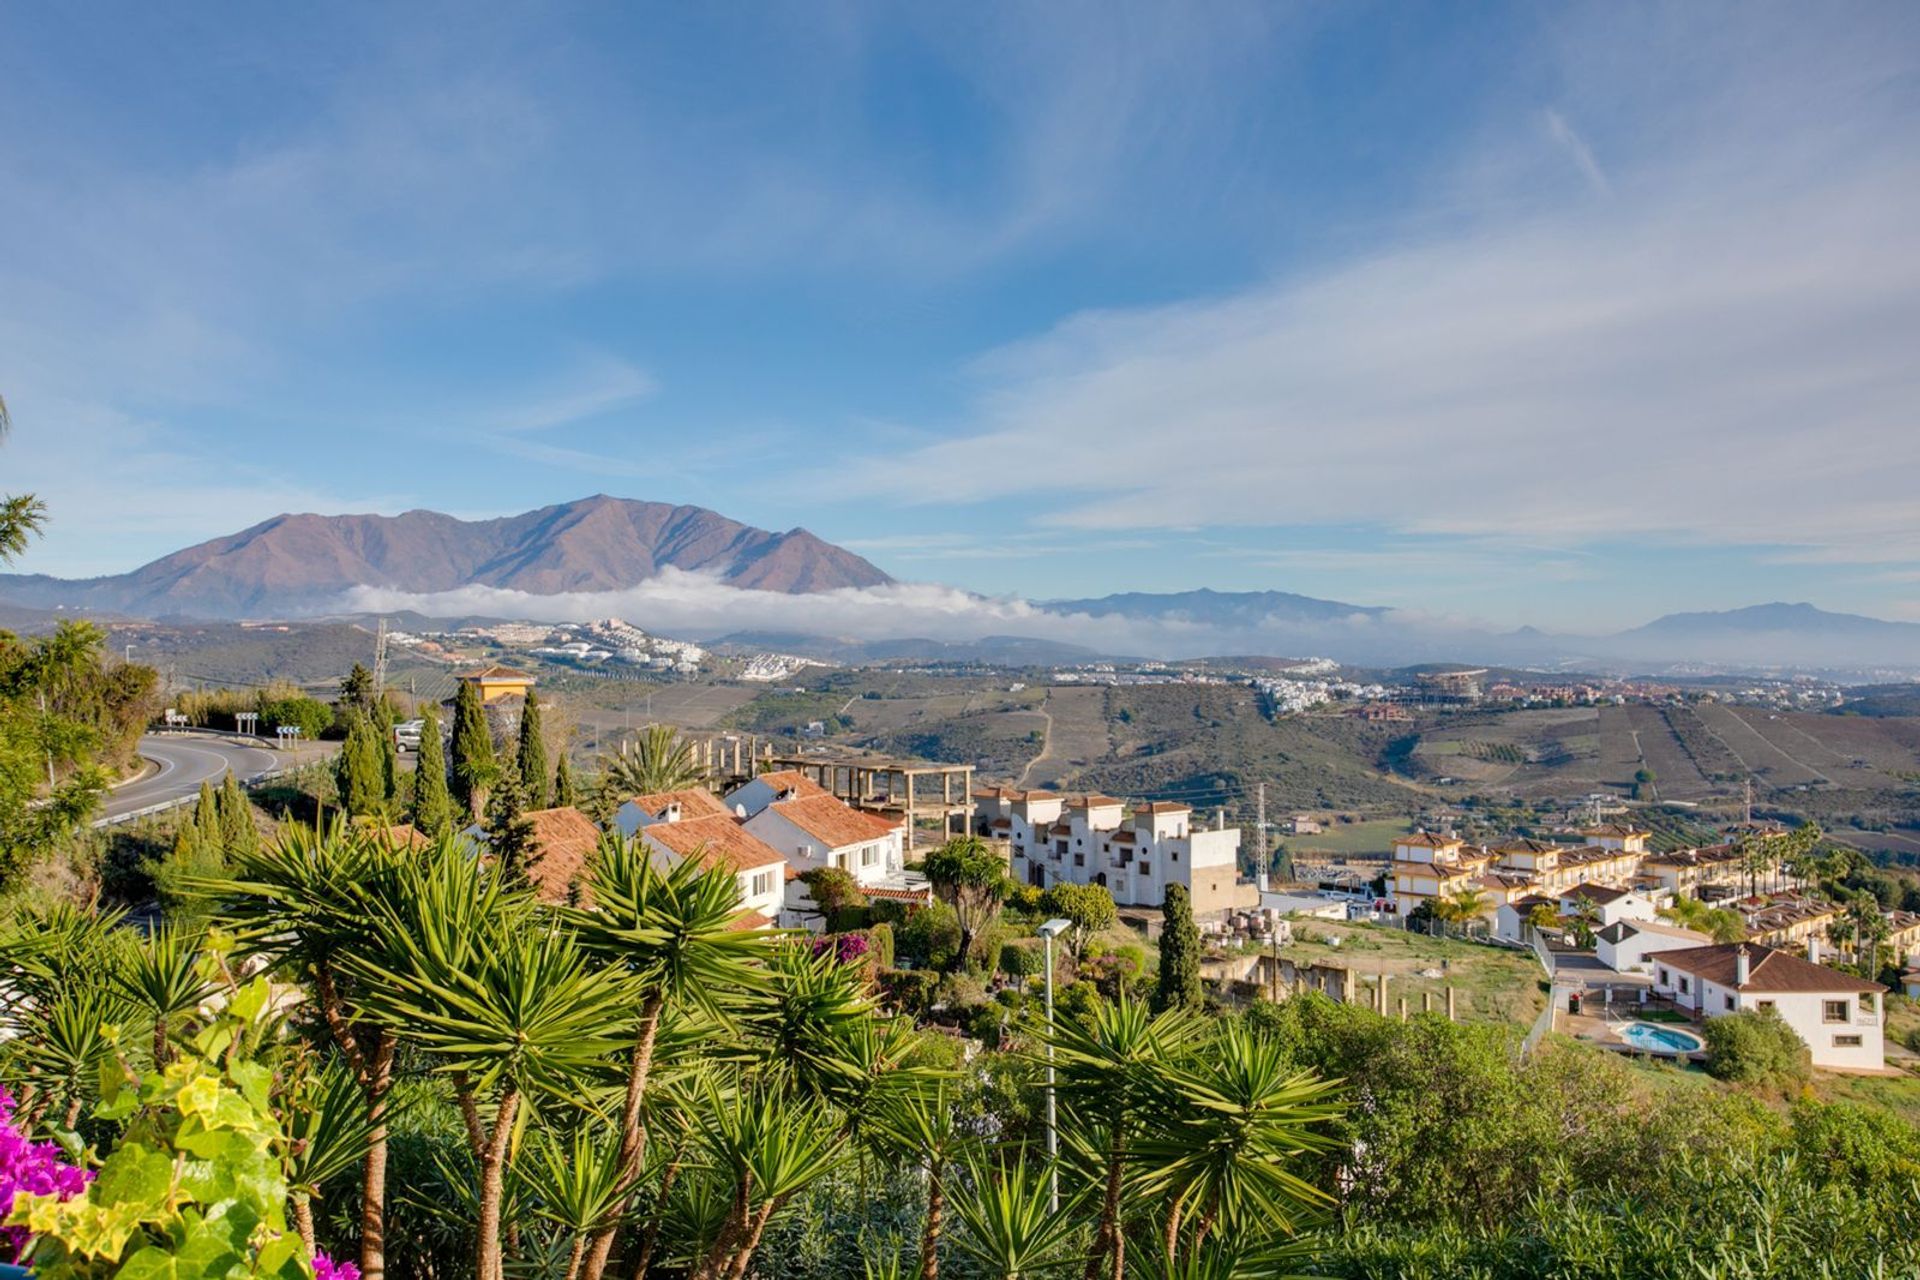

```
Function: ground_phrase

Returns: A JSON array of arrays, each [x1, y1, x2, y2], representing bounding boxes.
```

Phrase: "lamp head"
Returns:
[[1038, 918, 1071, 939]]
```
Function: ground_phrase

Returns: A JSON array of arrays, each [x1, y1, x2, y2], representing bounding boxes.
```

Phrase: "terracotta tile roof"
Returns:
[[865, 883, 934, 904], [1579, 823, 1650, 839], [1493, 838, 1561, 855], [1049, 822, 1073, 836], [1065, 794, 1124, 808], [727, 910, 775, 932], [459, 664, 535, 681], [522, 807, 603, 904], [1645, 942, 1886, 995], [1014, 790, 1060, 803], [625, 789, 731, 821], [1133, 801, 1192, 816], [1396, 831, 1463, 849], [772, 795, 902, 849], [973, 786, 1022, 800], [643, 814, 788, 874], [749, 769, 832, 801]]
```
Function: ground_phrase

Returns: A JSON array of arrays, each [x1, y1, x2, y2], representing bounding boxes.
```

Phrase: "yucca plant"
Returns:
[[1132, 1019, 1340, 1258], [569, 833, 773, 1280], [7, 984, 135, 1128], [870, 1078, 975, 1280], [948, 1154, 1087, 1280], [1046, 994, 1204, 1280], [207, 818, 412, 1280], [282, 1055, 382, 1253], [345, 840, 634, 1280], [519, 1122, 636, 1280], [110, 920, 217, 1064], [688, 1074, 848, 1280]]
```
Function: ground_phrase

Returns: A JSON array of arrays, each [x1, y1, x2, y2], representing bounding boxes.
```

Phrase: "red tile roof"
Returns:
[[378, 823, 432, 851], [642, 814, 788, 875], [771, 795, 901, 849], [625, 789, 731, 821], [1133, 801, 1192, 816], [458, 664, 535, 682], [727, 910, 775, 932], [522, 807, 603, 904], [750, 769, 832, 801], [1645, 943, 1886, 995]]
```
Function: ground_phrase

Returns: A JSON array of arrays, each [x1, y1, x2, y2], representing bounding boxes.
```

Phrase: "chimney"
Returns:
[[1806, 936, 1821, 966], [665, 802, 681, 824], [779, 787, 798, 803], [1734, 945, 1750, 986], [1216, 808, 1226, 831]]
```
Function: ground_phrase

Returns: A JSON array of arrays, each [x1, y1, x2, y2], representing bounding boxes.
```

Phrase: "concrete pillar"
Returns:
[[1378, 973, 1389, 1015], [1422, 991, 1432, 1015], [1445, 985, 1456, 1021], [1398, 997, 1407, 1021]]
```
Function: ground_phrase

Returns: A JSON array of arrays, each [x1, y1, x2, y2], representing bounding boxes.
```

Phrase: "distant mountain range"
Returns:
[[2, 498, 1914, 672], [0, 496, 891, 617]]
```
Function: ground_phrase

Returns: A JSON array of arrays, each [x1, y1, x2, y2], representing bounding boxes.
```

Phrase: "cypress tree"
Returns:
[[1153, 882, 1205, 1014], [409, 705, 454, 838], [552, 751, 576, 809], [217, 771, 258, 858], [193, 780, 222, 850], [482, 759, 536, 876], [334, 712, 387, 817], [516, 690, 549, 811], [339, 662, 375, 710], [449, 680, 498, 820]]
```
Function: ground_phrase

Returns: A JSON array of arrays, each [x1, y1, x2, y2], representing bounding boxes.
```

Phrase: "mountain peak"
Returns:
[[0, 497, 892, 619]]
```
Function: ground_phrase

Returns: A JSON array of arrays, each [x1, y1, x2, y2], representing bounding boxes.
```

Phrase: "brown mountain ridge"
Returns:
[[0, 495, 893, 619]]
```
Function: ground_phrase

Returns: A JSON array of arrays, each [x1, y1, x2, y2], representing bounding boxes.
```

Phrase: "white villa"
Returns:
[[973, 789, 1242, 915], [1595, 917, 1713, 974], [610, 788, 790, 924], [1646, 941, 1887, 1072]]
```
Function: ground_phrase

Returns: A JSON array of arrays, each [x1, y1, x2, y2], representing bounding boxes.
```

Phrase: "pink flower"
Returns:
[[314, 1252, 361, 1280], [0, 1089, 94, 1262]]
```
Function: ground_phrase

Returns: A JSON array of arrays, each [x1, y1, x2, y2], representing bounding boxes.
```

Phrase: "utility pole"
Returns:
[[1256, 781, 1270, 892], [1743, 778, 1753, 826]]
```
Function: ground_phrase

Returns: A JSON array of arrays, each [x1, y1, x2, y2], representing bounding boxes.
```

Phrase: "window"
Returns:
[[1657, 968, 1669, 986], [751, 871, 775, 897], [1757, 1000, 1775, 1013], [1833, 1034, 1863, 1048], [861, 845, 878, 868], [1171, 850, 1180, 862], [1678, 977, 1691, 995], [1724, 994, 1736, 1012], [1823, 1000, 1850, 1024]]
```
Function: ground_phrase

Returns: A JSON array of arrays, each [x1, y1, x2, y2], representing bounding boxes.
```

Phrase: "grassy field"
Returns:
[[1278, 817, 1413, 858], [1272, 921, 1548, 1028]]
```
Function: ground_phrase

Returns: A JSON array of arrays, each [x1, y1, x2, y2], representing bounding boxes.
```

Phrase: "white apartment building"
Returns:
[[742, 791, 906, 886], [973, 790, 1241, 916], [609, 788, 789, 923], [1648, 942, 1886, 1072]]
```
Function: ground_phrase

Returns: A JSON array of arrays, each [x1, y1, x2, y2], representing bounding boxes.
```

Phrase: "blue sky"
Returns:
[[2, 2, 1918, 631]]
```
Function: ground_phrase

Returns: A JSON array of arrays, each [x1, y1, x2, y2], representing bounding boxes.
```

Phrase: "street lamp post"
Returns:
[[1037, 916, 1071, 1212]]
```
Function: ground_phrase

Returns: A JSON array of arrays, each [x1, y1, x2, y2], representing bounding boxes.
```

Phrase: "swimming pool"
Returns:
[[1617, 1022, 1705, 1055]]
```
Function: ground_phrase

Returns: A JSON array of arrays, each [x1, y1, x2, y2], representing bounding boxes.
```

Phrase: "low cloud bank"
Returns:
[[334, 569, 1399, 661]]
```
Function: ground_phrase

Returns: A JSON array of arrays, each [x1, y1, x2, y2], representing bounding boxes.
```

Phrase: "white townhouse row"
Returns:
[[972, 789, 1242, 916]]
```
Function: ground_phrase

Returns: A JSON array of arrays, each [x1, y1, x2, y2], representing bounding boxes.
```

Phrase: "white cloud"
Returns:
[[334, 568, 1398, 660], [844, 19, 1920, 569]]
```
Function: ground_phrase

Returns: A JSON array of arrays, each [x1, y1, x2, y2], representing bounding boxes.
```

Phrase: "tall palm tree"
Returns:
[[596, 723, 707, 806], [569, 834, 773, 1280]]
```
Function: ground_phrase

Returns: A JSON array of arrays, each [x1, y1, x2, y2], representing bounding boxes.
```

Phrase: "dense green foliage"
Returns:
[[405, 706, 452, 839], [1700, 1009, 1813, 1092]]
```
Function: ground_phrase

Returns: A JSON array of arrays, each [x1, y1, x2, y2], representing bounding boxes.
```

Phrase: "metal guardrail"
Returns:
[[91, 766, 299, 829], [1521, 987, 1560, 1059], [1530, 930, 1557, 979]]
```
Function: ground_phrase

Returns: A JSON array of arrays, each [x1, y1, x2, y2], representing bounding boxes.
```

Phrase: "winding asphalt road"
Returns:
[[96, 734, 288, 826]]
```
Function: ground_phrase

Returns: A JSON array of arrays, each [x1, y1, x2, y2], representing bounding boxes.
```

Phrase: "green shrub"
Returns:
[[1700, 1009, 1812, 1093], [865, 921, 895, 971], [998, 941, 1041, 978], [895, 902, 961, 971], [877, 968, 937, 1015]]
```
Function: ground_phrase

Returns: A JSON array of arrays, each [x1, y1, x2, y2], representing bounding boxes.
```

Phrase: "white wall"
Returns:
[[1653, 964, 1884, 1071]]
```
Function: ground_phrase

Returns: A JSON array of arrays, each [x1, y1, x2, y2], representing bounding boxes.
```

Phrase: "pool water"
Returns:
[[1617, 1022, 1704, 1054]]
